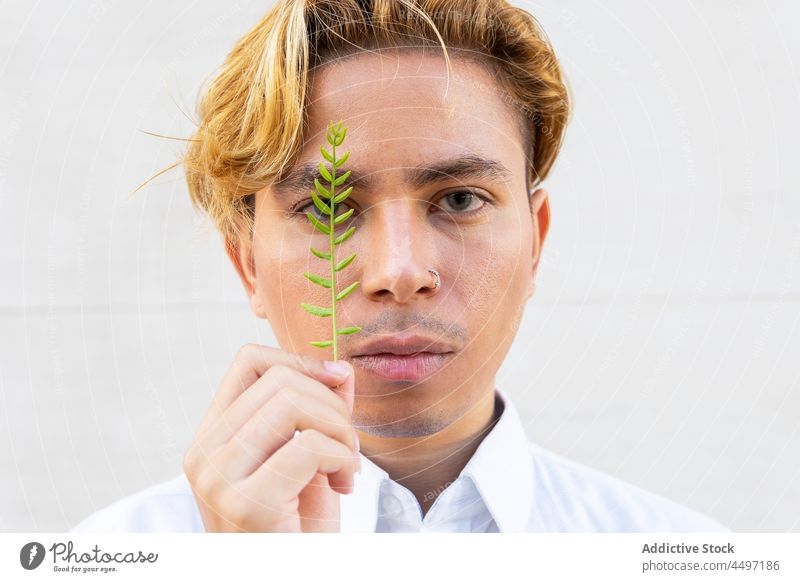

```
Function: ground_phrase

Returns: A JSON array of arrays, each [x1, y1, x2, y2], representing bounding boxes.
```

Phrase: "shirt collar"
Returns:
[[340, 386, 533, 533]]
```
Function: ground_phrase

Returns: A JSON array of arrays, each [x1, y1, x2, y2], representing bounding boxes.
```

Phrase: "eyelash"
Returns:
[[288, 189, 492, 220]]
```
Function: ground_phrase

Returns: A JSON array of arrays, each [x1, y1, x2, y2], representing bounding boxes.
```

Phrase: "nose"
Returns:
[[356, 199, 440, 304]]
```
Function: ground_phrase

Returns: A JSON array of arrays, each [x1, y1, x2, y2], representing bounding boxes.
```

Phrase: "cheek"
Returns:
[[252, 223, 345, 348], [251, 223, 312, 319], [457, 224, 531, 335]]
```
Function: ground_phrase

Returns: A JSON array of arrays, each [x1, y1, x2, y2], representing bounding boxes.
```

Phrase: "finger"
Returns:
[[199, 364, 354, 450], [196, 344, 352, 437], [217, 388, 357, 480], [244, 429, 358, 501]]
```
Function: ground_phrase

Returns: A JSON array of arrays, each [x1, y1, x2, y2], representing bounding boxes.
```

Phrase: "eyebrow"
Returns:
[[271, 153, 512, 200]]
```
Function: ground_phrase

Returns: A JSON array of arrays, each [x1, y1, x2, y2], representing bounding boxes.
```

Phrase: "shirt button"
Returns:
[[381, 494, 402, 516]]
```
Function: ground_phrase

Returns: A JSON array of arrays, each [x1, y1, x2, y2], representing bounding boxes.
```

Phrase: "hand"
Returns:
[[182, 344, 360, 532]]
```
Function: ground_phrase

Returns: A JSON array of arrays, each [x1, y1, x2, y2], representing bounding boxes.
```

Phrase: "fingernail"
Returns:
[[323, 360, 349, 376]]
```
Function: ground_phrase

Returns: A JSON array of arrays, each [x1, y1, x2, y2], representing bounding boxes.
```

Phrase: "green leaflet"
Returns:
[[337, 326, 362, 335], [336, 281, 359, 301], [334, 127, 347, 146], [303, 271, 332, 288], [306, 212, 330, 235], [310, 188, 332, 216], [333, 186, 353, 204], [319, 162, 333, 183], [303, 120, 363, 359], [314, 178, 332, 199], [310, 247, 331, 260], [320, 146, 334, 164], [333, 225, 356, 245], [334, 150, 350, 168], [334, 252, 356, 272], [301, 303, 332, 317], [333, 170, 351, 186], [334, 208, 354, 225]]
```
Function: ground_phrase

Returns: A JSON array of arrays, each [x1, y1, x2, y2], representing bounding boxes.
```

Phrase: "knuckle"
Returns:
[[188, 448, 226, 496], [236, 416, 262, 447], [220, 488, 251, 526], [272, 385, 298, 412], [236, 343, 259, 361], [192, 466, 218, 500], [295, 428, 324, 449], [182, 441, 211, 477], [237, 385, 259, 409], [265, 363, 292, 384], [296, 353, 323, 376]]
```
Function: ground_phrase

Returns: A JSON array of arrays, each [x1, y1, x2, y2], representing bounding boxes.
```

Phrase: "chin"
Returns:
[[352, 380, 464, 438]]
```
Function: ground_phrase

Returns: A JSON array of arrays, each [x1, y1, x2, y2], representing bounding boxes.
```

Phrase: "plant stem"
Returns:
[[329, 133, 337, 361]]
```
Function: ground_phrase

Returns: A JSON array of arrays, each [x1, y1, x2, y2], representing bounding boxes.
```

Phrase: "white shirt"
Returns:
[[70, 387, 729, 533]]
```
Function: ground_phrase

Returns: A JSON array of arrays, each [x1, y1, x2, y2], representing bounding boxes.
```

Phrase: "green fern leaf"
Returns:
[[333, 170, 351, 186], [306, 212, 330, 235], [301, 302, 332, 317], [320, 146, 334, 164], [318, 162, 332, 182], [334, 252, 357, 271], [333, 225, 356, 245], [334, 127, 347, 146], [336, 281, 359, 301], [303, 271, 332, 288], [310, 247, 331, 260], [310, 188, 332, 216], [333, 186, 353, 204], [314, 178, 332, 199], [337, 326, 362, 335], [334, 208, 354, 225], [334, 150, 350, 168]]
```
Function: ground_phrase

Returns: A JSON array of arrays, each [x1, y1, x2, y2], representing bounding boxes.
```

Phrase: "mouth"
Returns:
[[351, 351, 454, 381]]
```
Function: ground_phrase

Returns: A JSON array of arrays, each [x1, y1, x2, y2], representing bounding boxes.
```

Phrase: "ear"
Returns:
[[224, 232, 268, 320], [527, 187, 551, 300]]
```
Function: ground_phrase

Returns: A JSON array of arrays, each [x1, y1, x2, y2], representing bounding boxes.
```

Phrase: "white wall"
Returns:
[[1, 0, 798, 531]]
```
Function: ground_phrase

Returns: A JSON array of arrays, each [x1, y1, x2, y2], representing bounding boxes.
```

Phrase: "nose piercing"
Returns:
[[428, 268, 440, 289]]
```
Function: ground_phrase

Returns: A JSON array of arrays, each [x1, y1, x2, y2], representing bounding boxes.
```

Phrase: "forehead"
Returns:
[[304, 48, 523, 158]]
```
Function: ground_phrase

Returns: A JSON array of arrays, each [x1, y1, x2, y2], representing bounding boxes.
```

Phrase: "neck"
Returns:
[[359, 389, 500, 516]]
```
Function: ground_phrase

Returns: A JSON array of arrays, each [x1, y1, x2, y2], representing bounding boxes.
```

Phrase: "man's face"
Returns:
[[229, 49, 549, 437]]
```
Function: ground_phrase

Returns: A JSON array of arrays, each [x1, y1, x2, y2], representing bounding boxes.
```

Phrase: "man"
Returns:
[[72, 0, 727, 533]]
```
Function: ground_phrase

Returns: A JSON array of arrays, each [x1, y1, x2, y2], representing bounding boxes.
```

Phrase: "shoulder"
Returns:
[[69, 473, 205, 533], [528, 444, 729, 532]]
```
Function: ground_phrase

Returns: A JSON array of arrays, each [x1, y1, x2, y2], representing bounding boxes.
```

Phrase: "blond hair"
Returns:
[[181, 0, 572, 241]]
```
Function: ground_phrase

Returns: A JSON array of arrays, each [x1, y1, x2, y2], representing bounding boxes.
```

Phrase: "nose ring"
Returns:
[[428, 268, 440, 289]]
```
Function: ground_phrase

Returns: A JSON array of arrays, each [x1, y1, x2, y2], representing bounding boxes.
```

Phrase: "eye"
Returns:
[[434, 189, 491, 216], [288, 189, 492, 221], [289, 200, 355, 222]]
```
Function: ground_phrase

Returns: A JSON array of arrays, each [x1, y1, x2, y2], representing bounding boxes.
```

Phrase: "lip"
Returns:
[[351, 352, 453, 381], [350, 334, 457, 382], [352, 334, 456, 357]]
